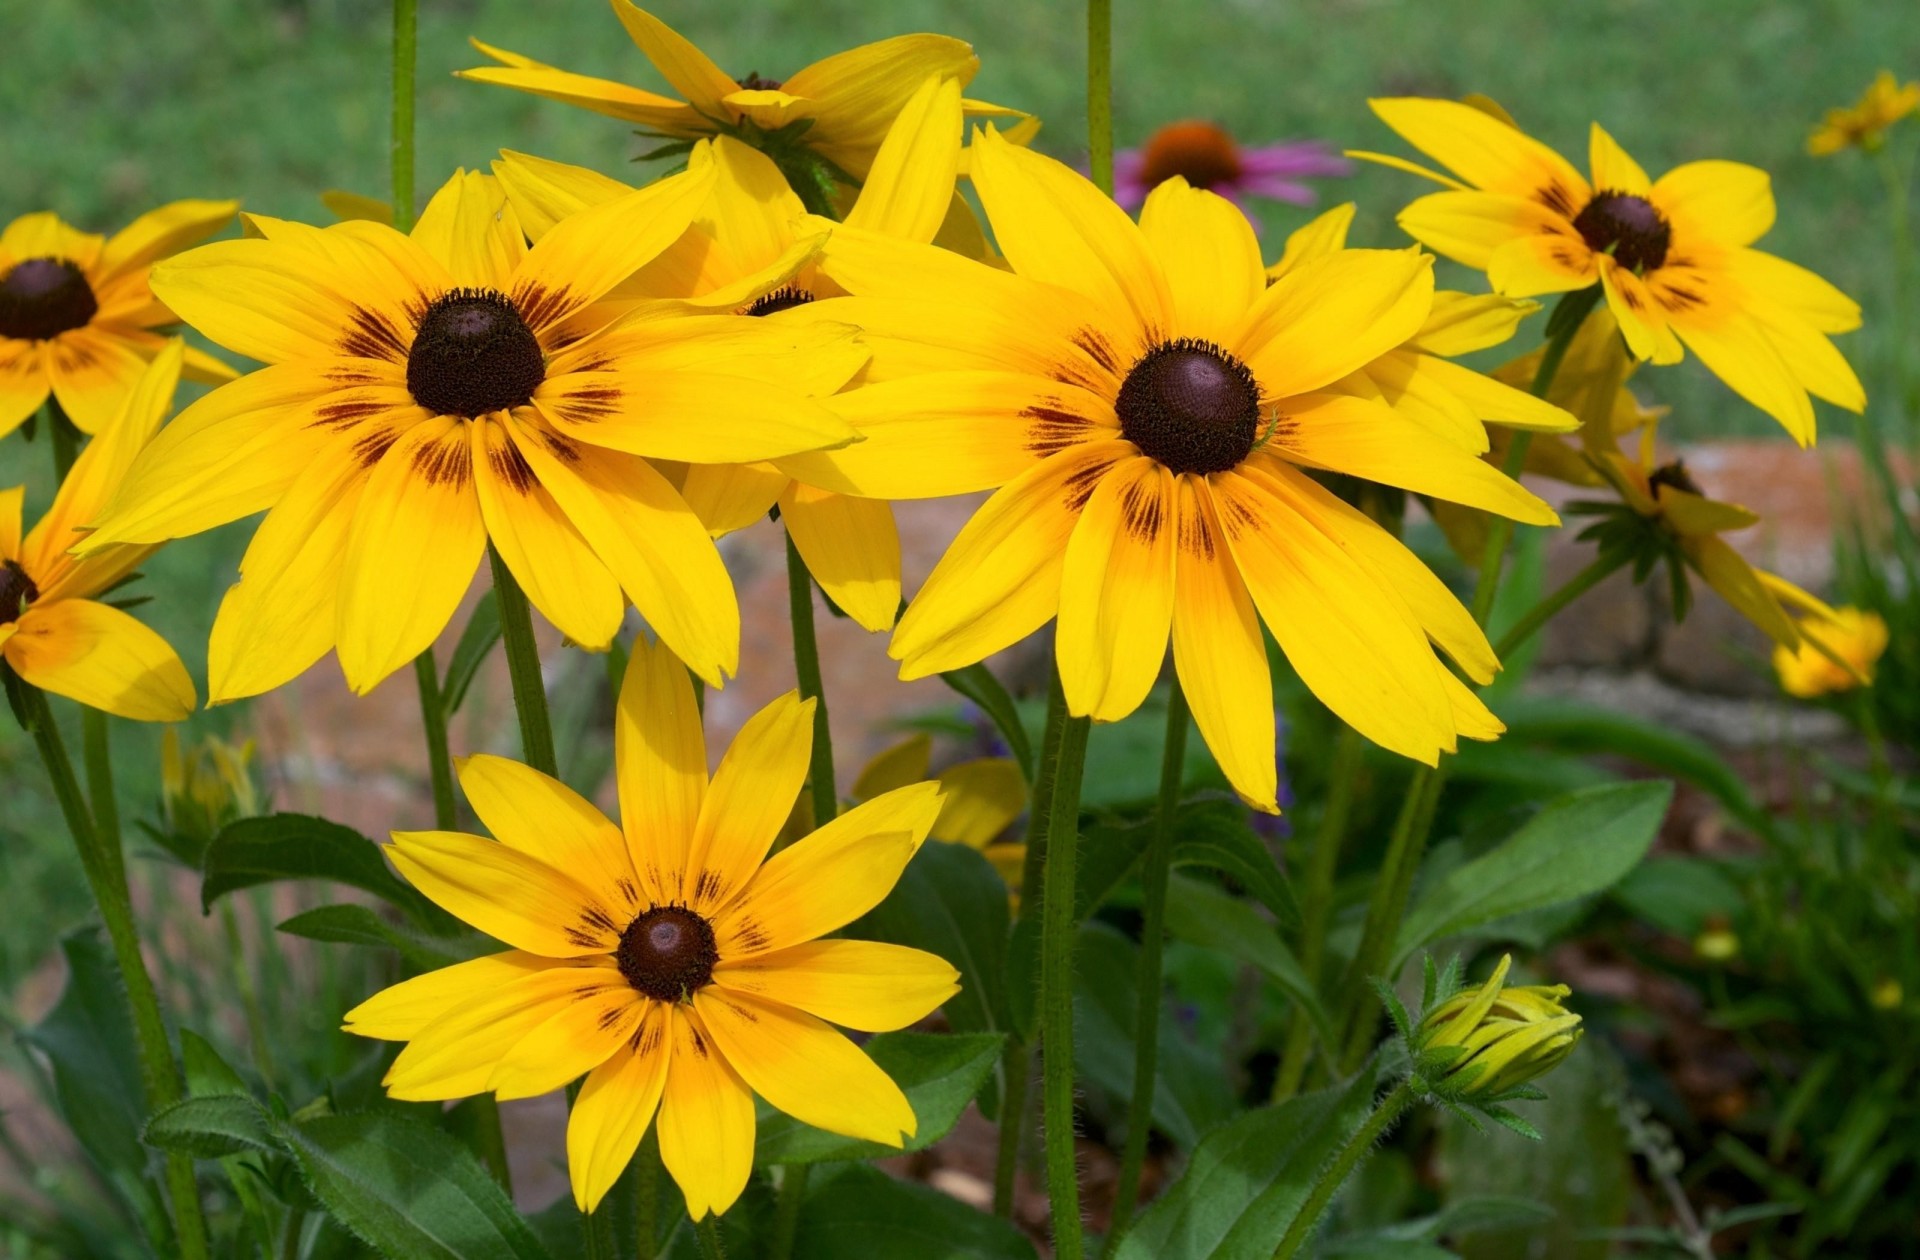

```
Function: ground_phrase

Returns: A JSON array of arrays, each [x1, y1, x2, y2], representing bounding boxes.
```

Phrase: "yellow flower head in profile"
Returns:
[[1773, 606, 1888, 697], [781, 126, 1561, 812], [0, 201, 237, 440], [345, 639, 957, 1219], [1809, 71, 1920, 156], [1414, 954, 1581, 1101], [1363, 97, 1865, 445], [80, 167, 863, 702], [0, 343, 195, 720], [460, 0, 1013, 190], [494, 74, 972, 632]]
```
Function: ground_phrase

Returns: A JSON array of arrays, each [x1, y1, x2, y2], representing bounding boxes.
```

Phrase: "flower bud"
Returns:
[[161, 727, 261, 845], [1415, 955, 1581, 1100]]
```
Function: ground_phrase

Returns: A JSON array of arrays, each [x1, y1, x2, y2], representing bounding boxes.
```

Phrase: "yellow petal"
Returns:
[[694, 988, 916, 1145], [456, 752, 643, 921], [1587, 123, 1651, 196], [345, 950, 553, 1039], [783, 34, 981, 179], [387, 829, 625, 958], [1688, 535, 1797, 647], [687, 690, 816, 913], [0, 485, 22, 560], [672, 461, 788, 536], [843, 75, 964, 245], [45, 328, 154, 437], [714, 782, 943, 957], [568, 1005, 672, 1212], [615, 636, 708, 905], [5, 599, 195, 721], [2, 212, 103, 267], [411, 170, 526, 290], [96, 199, 239, 284], [1444, 671, 1506, 743], [1235, 248, 1434, 398], [1407, 291, 1539, 357], [1265, 203, 1355, 282], [0, 341, 49, 441], [533, 367, 855, 464], [458, 41, 704, 134], [381, 960, 617, 1100], [1486, 228, 1599, 297], [890, 440, 1132, 680], [491, 150, 631, 242], [1399, 190, 1580, 275], [608, 0, 738, 115], [856, 736, 934, 801], [1668, 308, 1817, 446], [489, 983, 645, 1101], [1057, 457, 1176, 722], [1657, 485, 1759, 536], [1138, 179, 1264, 343], [715, 939, 958, 1032], [1169, 478, 1277, 812], [779, 483, 902, 633], [1369, 97, 1590, 206], [1652, 161, 1774, 249], [656, 1006, 756, 1221], [932, 759, 1027, 847], [1599, 262, 1685, 364], [1405, 353, 1578, 434], [1727, 248, 1859, 334]]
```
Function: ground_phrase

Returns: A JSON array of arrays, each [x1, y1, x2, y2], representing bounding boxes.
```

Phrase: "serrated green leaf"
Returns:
[[277, 904, 478, 971], [755, 1032, 1004, 1166], [939, 663, 1034, 778], [1169, 800, 1298, 929], [201, 813, 435, 923], [145, 1094, 278, 1159], [792, 1164, 1035, 1259], [1163, 875, 1335, 1050]]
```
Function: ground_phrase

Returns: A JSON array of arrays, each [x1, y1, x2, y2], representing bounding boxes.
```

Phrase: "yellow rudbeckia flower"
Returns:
[[1, 342, 194, 720], [345, 638, 957, 1218], [0, 201, 237, 439], [1773, 606, 1888, 697], [460, 0, 1013, 194], [777, 127, 1562, 811], [80, 168, 864, 701], [1809, 71, 1920, 156], [494, 74, 971, 631], [1362, 97, 1865, 446]]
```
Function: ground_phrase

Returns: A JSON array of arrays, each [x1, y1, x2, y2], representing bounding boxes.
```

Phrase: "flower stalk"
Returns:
[[1039, 688, 1093, 1259], [785, 530, 837, 827], [1270, 1082, 1416, 1260], [488, 545, 558, 777]]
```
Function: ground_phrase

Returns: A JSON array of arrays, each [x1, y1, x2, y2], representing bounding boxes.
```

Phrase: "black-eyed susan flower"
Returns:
[[81, 168, 863, 702], [1412, 955, 1581, 1102], [1265, 202, 1576, 453], [1, 343, 193, 720], [460, 0, 1013, 199], [1114, 121, 1349, 216], [345, 638, 957, 1218], [0, 202, 237, 440], [1809, 71, 1920, 156], [1363, 97, 1865, 445], [494, 75, 969, 631], [1773, 606, 1888, 697], [778, 127, 1563, 812]]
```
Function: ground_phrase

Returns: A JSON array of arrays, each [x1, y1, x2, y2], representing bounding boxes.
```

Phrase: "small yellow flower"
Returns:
[[1694, 919, 1740, 963], [1415, 954, 1581, 1100], [0, 201, 237, 440], [459, 0, 1016, 191], [346, 638, 958, 1218], [1361, 97, 1865, 445], [1870, 976, 1904, 1011], [0, 343, 195, 720], [1809, 71, 1920, 156], [1772, 606, 1888, 697]]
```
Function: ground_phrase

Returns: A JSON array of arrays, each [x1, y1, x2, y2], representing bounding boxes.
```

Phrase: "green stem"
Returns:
[[389, 0, 417, 231], [696, 1216, 728, 1260], [1104, 685, 1189, 1249], [1272, 724, 1365, 1102], [1877, 145, 1914, 439], [634, 1130, 660, 1258], [278, 1207, 307, 1260], [1086, 0, 1114, 197], [1018, 678, 1069, 913], [991, 1041, 1031, 1217], [47, 398, 79, 482], [1492, 552, 1629, 659], [412, 652, 458, 830], [769, 1163, 808, 1260], [18, 685, 209, 1259], [80, 709, 123, 875], [1039, 681, 1093, 1259], [785, 531, 836, 825], [219, 899, 278, 1092], [1270, 1082, 1416, 1260], [488, 546, 557, 777]]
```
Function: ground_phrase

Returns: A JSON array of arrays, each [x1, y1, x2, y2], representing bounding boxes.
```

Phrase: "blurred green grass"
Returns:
[[0, 0, 1914, 989]]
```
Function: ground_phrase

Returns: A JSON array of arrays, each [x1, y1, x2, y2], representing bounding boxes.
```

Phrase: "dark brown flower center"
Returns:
[[1572, 191, 1671, 274], [744, 285, 814, 318], [735, 72, 783, 91], [0, 560, 37, 626], [0, 258, 98, 341], [1647, 459, 1702, 498], [1138, 121, 1243, 190], [616, 905, 718, 1003], [405, 288, 545, 418], [1115, 338, 1263, 475]]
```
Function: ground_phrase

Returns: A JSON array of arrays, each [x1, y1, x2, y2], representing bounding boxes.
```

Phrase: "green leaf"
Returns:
[[441, 590, 501, 719], [278, 1110, 551, 1260], [1073, 922, 1235, 1148], [792, 1163, 1036, 1259], [1163, 874, 1335, 1050], [179, 1029, 249, 1098], [851, 841, 1009, 1035], [201, 813, 434, 923], [939, 663, 1034, 778], [755, 1032, 1004, 1166], [1170, 799, 1299, 930], [1609, 855, 1743, 938], [278, 904, 478, 971], [145, 1094, 278, 1159], [25, 929, 172, 1249], [1075, 816, 1154, 919], [1112, 1067, 1378, 1260], [1394, 781, 1671, 968]]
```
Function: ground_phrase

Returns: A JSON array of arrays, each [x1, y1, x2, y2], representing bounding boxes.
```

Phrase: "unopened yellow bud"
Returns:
[[161, 727, 262, 844], [1416, 955, 1582, 1099]]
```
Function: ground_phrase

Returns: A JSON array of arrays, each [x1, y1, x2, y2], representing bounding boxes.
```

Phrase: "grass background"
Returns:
[[0, 0, 1915, 989]]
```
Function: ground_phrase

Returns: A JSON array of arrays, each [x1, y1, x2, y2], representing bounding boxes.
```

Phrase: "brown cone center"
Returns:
[[405, 288, 545, 418], [1572, 191, 1671, 274], [0, 258, 98, 341], [616, 905, 718, 1003], [1115, 338, 1263, 475]]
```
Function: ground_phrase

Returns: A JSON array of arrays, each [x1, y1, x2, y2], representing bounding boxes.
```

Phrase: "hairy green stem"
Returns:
[[634, 1131, 660, 1258], [769, 1162, 809, 1260], [412, 652, 460, 831], [696, 1216, 728, 1260], [1272, 724, 1365, 1101], [488, 547, 558, 777], [785, 531, 837, 825], [1039, 696, 1093, 1258], [991, 1041, 1032, 1217], [390, 0, 417, 231], [1105, 685, 1190, 1248], [1492, 552, 1629, 659], [80, 709, 123, 875], [1270, 1082, 1416, 1260], [1086, 0, 1114, 196], [19, 685, 209, 1258]]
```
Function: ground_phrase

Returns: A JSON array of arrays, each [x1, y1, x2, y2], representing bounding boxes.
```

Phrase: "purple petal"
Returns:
[[1237, 175, 1320, 205], [1238, 142, 1354, 179]]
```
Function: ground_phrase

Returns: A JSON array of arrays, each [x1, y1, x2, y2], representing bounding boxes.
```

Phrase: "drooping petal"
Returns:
[[5, 599, 195, 721], [1668, 307, 1817, 446], [567, 1004, 672, 1212], [456, 753, 643, 921], [780, 483, 902, 634], [673, 461, 788, 536], [1688, 535, 1797, 646], [0, 340, 49, 441], [1137, 178, 1264, 342], [1396, 190, 1575, 273], [1234, 248, 1434, 398], [387, 829, 626, 958], [842, 74, 964, 245], [656, 1006, 756, 1221], [686, 691, 816, 914], [1056, 457, 1177, 722], [1406, 291, 1539, 357], [0, 485, 22, 560], [715, 939, 958, 1033], [1726, 248, 1860, 334]]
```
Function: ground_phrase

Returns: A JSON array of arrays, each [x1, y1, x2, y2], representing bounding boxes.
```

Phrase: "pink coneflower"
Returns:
[[1113, 120, 1349, 215]]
